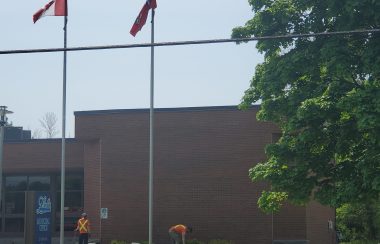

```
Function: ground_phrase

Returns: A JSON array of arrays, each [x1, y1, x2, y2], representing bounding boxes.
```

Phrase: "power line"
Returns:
[[0, 29, 379, 55]]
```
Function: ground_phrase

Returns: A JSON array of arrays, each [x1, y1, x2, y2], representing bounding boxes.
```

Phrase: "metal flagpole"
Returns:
[[149, 7, 155, 244], [60, 14, 68, 244]]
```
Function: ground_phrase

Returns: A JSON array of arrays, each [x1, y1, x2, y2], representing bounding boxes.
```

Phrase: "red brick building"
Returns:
[[2, 106, 336, 244]]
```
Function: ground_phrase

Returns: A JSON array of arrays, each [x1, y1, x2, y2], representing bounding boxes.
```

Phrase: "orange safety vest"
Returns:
[[77, 218, 90, 234], [169, 224, 186, 234]]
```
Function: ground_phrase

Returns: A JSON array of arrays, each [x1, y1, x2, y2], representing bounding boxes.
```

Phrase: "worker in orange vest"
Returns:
[[75, 213, 91, 244], [168, 224, 192, 244]]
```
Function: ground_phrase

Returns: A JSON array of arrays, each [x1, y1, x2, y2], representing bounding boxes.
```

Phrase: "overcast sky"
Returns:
[[0, 0, 262, 137]]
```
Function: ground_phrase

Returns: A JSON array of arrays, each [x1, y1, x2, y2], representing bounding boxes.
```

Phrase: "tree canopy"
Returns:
[[336, 200, 380, 241], [232, 0, 380, 212]]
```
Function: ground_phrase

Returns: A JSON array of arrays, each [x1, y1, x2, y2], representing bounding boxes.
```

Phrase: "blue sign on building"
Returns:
[[35, 192, 52, 244]]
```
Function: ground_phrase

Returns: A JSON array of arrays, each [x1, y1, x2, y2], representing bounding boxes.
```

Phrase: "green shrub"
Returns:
[[208, 239, 234, 244], [340, 240, 380, 244], [186, 239, 205, 244], [110, 240, 127, 244], [337, 202, 380, 241]]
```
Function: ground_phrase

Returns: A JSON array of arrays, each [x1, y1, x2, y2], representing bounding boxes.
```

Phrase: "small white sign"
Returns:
[[100, 208, 108, 219]]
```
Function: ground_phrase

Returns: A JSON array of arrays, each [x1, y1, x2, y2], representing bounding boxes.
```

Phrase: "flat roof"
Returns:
[[74, 105, 260, 116], [4, 138, 78, 144]]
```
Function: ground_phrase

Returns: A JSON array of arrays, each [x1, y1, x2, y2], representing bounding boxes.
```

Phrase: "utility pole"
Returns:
[[0, 106, 13, 209]]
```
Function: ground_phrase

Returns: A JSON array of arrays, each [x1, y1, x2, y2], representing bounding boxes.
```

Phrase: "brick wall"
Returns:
[[83, 140, 102, 240], [273, 203, 307, 240], [306, 201, 337, 244], [1, 106, 336, 244], [75, 106, 334, 244], [3, 139, 83, 173]]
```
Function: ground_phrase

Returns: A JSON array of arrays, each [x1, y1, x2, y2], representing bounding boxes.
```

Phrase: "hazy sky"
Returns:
[[0, 0, 262, 137]]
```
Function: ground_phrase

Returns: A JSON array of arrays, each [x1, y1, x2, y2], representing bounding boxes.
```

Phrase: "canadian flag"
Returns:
[[33, 0, 67, 23]]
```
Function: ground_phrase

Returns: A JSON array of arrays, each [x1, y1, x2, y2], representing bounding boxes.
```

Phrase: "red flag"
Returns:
[[130, 0, 157, 37], [33, 0, 67, 23]]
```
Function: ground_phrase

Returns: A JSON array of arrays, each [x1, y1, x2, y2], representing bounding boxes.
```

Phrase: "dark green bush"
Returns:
[[186, 239, 205, 244], [208, 239, 234, 244], [340, 241, 380, 244], [110, 240, 127, 244]]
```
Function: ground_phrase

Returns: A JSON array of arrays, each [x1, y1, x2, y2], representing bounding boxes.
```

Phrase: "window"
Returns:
[[55, 173, 84, 232], [55, 217, 77, 232], [56, 174, 83, 212], [28, 176, 50, 191], [5, 192, 25, 214], [4, 176, 28, 232], [56, 192, 83, 212], [0, 173, 83, 233], [5, 176, 27, 191], [5, 218, 24, 232]]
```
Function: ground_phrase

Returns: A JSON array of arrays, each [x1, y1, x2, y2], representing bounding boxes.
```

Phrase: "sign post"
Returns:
[[25, 191, 52, 244], [35, 192, 52, 244]]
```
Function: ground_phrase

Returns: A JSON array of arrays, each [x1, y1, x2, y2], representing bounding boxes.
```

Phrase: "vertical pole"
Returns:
[[149, 8, 155, 244], [334, 208, 337, 244], [0, 107, 11, 228], [0, 125, 4, 210], [59, 15, 68, 244], [271, 212, 274, 242]]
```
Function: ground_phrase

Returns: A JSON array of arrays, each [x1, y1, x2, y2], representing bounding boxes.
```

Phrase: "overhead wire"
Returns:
[[0, 29, 379, 55]]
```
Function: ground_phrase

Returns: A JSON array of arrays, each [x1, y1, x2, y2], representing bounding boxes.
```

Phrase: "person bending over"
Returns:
[[168, 224, 192, 244]]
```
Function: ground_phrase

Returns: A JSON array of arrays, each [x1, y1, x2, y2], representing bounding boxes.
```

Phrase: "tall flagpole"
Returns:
[[60, 13, 68, 244], [149, 7, 155, 244]]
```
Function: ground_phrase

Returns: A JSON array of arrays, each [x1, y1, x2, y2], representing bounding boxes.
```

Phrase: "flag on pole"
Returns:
[[130, 0, 157, 36], [33, 0, 67, 23]]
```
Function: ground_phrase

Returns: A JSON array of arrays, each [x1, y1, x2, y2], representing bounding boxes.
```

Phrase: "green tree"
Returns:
[[232, 0, 380, 213], [337, 200, 380, 241]]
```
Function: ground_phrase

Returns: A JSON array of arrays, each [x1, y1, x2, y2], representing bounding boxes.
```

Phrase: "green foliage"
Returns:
[[232, 0, 380, 214], [186, 239, 205, 244], [208, 239, 235, 244], [256, 190, 288, 213], [110, 240, 127, 244], [337, 200, 380, 241], [185, 239, 235, 244], [340, 241, 380, 244]]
